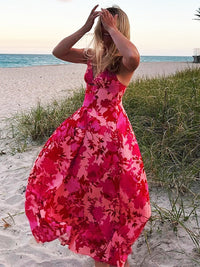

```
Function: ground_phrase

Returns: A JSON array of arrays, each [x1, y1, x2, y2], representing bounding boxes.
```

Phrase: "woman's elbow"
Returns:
[[52, 45, 64, 58], [125, 52, 140, 72], [52, 48, 59, 58], [131, 52, 140, 70]]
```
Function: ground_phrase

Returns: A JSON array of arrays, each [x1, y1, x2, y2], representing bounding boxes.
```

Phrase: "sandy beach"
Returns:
[[0, 62, 197, 119], [0, 62, 200, 267]]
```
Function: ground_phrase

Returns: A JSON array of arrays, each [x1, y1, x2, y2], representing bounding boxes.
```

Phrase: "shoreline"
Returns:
[[0, 62, 199, 119], [0, 60, 197, 69]]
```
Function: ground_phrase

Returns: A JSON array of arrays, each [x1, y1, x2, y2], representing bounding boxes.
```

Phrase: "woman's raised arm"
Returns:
[[52, 5, 99, 64], [100, 8, 140, 72]]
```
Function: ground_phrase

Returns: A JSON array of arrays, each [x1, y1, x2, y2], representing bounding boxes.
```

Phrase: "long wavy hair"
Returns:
[[85, 6, 130, 76]]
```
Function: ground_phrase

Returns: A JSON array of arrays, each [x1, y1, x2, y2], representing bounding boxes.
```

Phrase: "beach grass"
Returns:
[[152, 192, 200, 254], [13, 67, 200, 193], [13, 86, 86, 144], [124, 68, 200, 194]]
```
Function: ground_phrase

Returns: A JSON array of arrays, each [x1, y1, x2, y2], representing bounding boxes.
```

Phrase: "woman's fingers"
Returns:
[[100, 8, 114, 21], [100, 8, 117, 31], [84, 5, 100, 32], [100, 8, 111, 17], [90, 4, 99, 17], [114, 14, 118, 23], [90, 5, 100, 19], [93, 11, 100, 19], [91, 4, 99, 13]]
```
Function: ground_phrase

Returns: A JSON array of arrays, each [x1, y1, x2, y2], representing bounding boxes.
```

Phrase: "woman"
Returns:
[[25, 5, 151, 267]]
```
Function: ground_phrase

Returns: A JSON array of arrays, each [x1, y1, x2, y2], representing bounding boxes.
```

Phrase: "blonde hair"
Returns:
[[86, 6, 130, 76]]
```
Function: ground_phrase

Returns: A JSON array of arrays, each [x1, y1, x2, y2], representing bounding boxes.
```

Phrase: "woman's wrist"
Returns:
[[107, 26, 119, 36], [81, 24, 90, 34]]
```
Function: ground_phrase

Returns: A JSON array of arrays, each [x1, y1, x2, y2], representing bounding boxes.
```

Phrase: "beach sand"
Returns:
[[0, 62, 197, 119], [0, 62, 199, 267]]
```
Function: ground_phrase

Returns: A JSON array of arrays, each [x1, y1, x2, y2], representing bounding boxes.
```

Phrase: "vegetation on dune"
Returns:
[[14, 67, 200, 193], [11, 67, 200, 256], [123, 68, 200, 194]]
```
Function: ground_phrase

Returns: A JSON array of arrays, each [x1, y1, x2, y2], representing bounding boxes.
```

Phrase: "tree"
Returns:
[[194, 7, 200, 20]]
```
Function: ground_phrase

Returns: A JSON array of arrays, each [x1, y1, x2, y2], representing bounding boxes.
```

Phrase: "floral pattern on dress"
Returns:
[[25, 60, 151, 267]]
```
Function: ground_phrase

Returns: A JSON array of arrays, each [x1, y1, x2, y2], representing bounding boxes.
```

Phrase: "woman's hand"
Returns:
[[100, 8, 140, 74], [100, 8, 118, 33], [84, 5, 100, 32]]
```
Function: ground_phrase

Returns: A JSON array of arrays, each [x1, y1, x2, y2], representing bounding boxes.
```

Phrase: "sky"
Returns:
[[0, 0, 199, 56]]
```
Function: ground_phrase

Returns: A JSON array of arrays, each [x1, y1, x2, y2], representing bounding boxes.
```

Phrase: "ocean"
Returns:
[[0, 54, 193, 68]]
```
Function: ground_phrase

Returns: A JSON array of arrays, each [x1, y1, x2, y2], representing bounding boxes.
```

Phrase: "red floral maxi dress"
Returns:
[[25, 60, 151, 267]]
